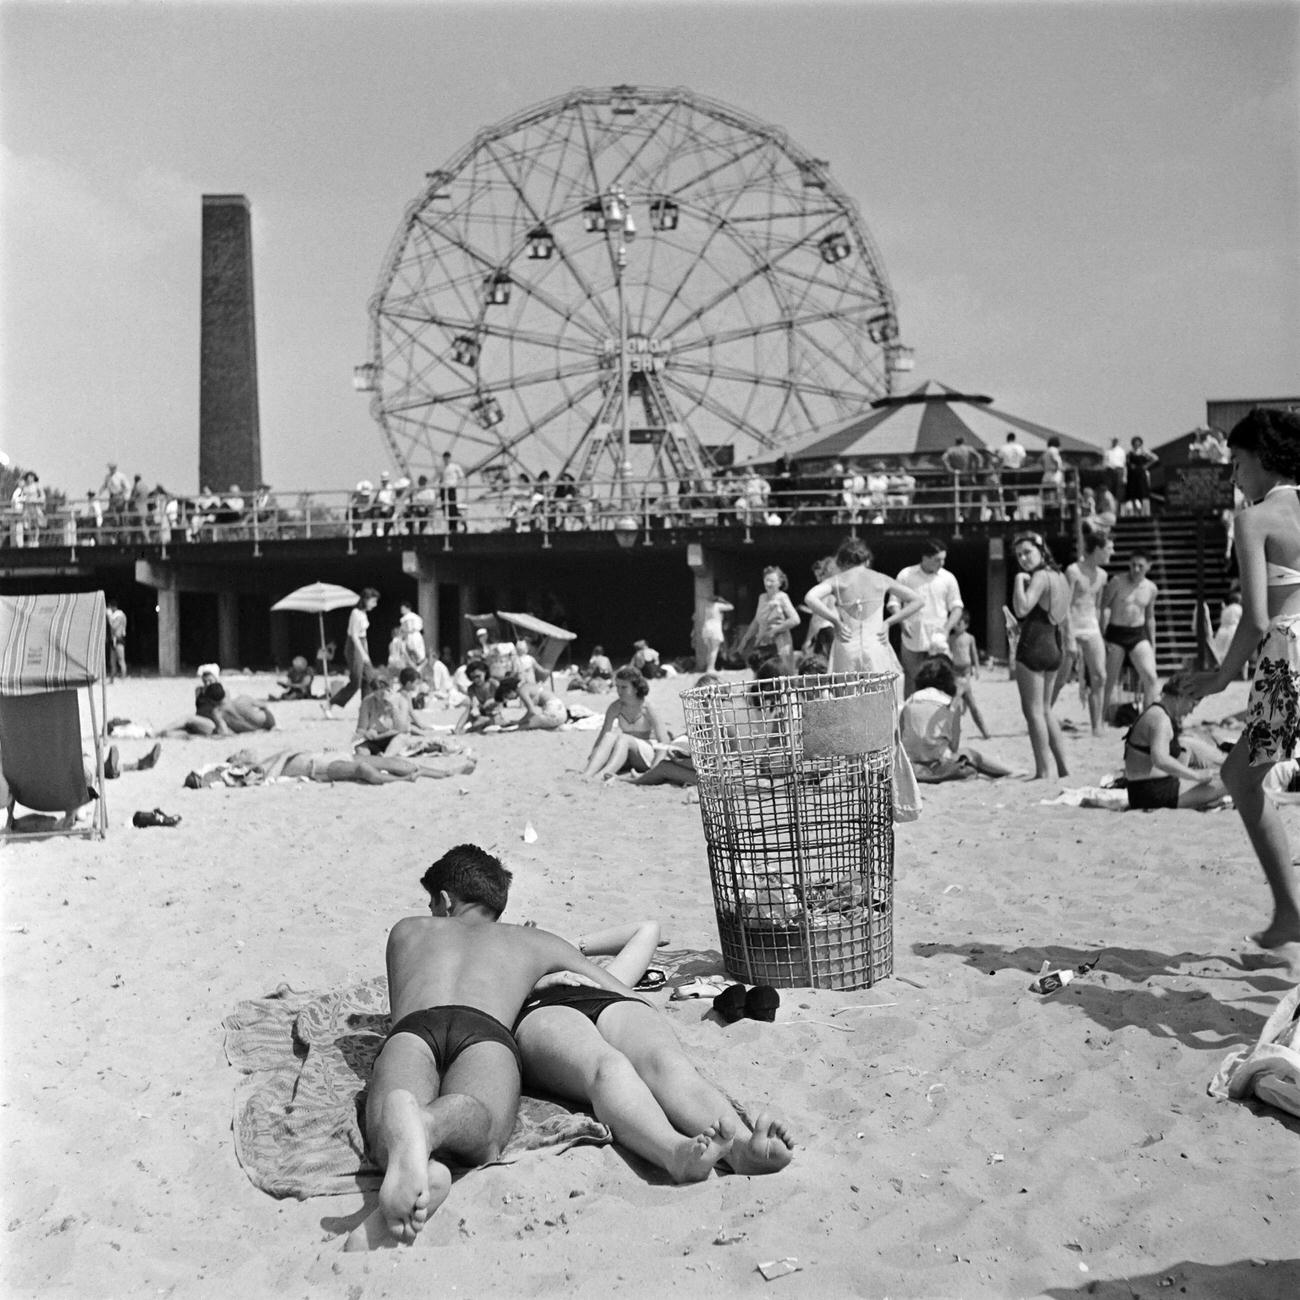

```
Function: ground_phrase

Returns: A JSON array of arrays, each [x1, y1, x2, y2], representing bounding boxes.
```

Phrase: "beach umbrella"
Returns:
[[496, 610, 577, 680], [270, 582, 359, 710], [755, 380, 1099, 463]]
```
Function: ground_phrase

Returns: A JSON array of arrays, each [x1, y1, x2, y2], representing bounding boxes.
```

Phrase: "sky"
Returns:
[[2, 0, 1297, 498]]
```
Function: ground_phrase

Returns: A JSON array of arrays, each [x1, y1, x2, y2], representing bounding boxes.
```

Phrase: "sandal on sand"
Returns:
[[133, 808, 181, 828], [633, 968, 667, 992], [712, 983, 749, 1024], [670, 976, 728, 1001]]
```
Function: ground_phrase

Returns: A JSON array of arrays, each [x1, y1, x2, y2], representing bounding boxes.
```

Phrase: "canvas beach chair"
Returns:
[[0, 591, 108, 840]]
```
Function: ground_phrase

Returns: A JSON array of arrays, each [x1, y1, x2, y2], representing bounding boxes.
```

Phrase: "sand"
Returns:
[[2, 669, 1298, 1299]]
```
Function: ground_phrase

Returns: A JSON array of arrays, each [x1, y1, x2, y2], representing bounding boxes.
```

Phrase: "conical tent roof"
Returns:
[[772, 380, 1097, 462]]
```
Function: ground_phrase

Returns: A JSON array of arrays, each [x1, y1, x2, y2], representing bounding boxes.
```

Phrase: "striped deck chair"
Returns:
[[0, 591, 108, 840]]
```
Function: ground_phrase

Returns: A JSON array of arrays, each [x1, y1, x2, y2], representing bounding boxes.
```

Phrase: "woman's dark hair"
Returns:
[[494, 674, 520, 703], [921, 538, 947, 558], [1047, 436, 1061, 448], [1012, 531, 1059, 571], [835, 537, 873, 569], [797, 653, 828, 675], [914, 655, 958, 697], [421, 844, 512, 919], [614, 665, 649, 698], [1227, 408, 1300, 479], [358, 586, 380, 606]]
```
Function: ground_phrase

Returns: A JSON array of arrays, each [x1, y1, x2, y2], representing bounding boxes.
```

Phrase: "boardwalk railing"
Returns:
[[4, 468, 1081, 555]]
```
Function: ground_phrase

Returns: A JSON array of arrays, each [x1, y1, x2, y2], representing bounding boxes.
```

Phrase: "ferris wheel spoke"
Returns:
[[668, 357, 863, 404], [480, 373, 609, 461], [661, 371, 774, 447]]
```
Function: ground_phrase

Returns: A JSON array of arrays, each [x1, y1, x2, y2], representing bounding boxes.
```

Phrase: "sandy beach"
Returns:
[[2, 668, 1298, 1299]]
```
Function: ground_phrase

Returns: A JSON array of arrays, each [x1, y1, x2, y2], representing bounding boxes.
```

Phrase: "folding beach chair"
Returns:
[[0, 591, 108, 840]]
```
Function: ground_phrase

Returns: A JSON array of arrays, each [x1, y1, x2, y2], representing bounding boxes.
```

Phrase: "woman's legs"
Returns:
[[596, 1001, 794, 1176], [580, 732, 625, 778], [1015, 665, 1068, 779], [1220, 738, 1300, 946], [1078, 634, 1108, 736], [516, 1008, 732, 1183]]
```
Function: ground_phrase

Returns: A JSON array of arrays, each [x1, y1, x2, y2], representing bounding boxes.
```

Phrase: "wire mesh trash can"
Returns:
[[682, 670, 897, 990]]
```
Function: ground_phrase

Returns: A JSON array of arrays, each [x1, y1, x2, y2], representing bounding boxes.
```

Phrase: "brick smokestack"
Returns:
[[200, 195, 262, 492]]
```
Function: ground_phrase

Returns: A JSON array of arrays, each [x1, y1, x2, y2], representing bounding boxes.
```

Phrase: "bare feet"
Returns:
[[664, 1117, 734, 1184], [350, 1090, 441, 1248], [343, 1159, 451, 1251], [723, 1110, 796, 1175]]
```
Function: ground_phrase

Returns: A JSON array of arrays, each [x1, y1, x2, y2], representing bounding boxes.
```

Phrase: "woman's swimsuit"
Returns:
[[1123, 703, 1183, 809], [1016, 603, 1062, 672], [513, 983, 647, 1032]]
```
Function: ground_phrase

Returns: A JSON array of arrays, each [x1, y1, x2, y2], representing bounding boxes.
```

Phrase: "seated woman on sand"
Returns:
[[455, 661, 506, 734], [578, 666, 669, 779], [1122, 672, 1227, 810], [498, 679, 568, 731], [273, 655, 316, 700], [899, 656, 1012, 782]]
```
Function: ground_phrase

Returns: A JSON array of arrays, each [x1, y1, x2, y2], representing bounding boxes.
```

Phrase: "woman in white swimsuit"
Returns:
[[803, 537, 922, 708], [1054, 528, 1113, 735], [1189, 408, 1300, 949]]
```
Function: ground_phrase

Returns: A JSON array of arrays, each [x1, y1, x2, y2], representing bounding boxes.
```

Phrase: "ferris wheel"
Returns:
[[360, 84, 904, 495]]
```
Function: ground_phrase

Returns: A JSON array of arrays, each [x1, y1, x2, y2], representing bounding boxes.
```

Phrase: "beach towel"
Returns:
[[1209, 983, 1300, 1119], [223, 977, 612, 1200]]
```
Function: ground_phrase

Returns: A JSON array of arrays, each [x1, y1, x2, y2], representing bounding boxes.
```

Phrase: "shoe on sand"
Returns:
[[132, 808, 181, 828], [136, 742, 162, 771], [104, 746, 121, 780], [712, 983, 748, 1024], [744, 985, 781, 1022]]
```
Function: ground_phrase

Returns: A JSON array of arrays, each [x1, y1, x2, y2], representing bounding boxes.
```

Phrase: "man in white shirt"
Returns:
[[995, 432, 1028, 520], [894, 540, 965, 696], [1102, 437, 1127, 504], [440, 452, 466, 533]]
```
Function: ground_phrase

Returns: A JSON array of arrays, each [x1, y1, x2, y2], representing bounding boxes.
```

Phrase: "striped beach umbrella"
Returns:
[[772, 380, 1098, 462]]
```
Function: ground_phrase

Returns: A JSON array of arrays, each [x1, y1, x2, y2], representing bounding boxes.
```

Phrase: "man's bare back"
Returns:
[[386, 914, 624, 1026]]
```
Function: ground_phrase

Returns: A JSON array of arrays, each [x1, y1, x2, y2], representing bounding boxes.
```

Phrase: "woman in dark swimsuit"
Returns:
[[513, 922, 795, 1182], [1011, 532, 1070, 780], [1123, 674, 1225, 810]]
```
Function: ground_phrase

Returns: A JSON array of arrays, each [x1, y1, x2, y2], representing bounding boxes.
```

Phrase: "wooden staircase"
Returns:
[[1108, 514, 1231, 673]]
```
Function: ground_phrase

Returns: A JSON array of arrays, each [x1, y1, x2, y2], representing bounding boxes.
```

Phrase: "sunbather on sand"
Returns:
[[499, 679, 568, 731], [274, 748, 474, 784], [1122, 672, 1226, 810], [514, 921, 795, 1183], [345, 845, 638, 1251], [577, 667, 669, 779]]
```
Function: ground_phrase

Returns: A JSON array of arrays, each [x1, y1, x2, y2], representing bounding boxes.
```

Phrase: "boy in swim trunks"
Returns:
[[347, 844, 630, 1251], [1102, 552, 1160, 723]]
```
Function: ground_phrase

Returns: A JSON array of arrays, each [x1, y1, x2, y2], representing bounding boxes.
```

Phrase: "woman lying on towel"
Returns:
[[513, 921, 794, 1184], [211, 746, 477, 785]]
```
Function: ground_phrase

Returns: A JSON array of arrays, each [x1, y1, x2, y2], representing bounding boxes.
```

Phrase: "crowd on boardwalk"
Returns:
[[0, 427, 1235, 549]]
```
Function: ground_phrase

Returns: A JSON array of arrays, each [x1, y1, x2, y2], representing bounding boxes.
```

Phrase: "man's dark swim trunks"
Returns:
[[1104, 623, 1149, 655], [513, 984, 647, 1033], [385, 1004, 522, 1074]]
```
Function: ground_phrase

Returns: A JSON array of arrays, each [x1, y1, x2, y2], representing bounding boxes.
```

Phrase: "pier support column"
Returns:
[[218, 591, 240, 669], [405, 551, 441, 664], [986, 536, 1008, 660], [157, 589, 182, 677], [687, 543, 716, 671]]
